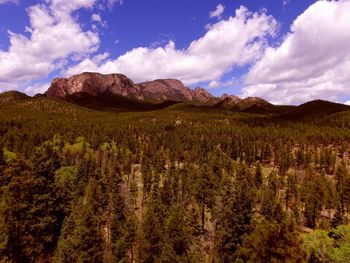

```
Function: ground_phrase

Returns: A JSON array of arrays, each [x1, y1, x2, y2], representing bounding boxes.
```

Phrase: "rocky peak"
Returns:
[[193, 87, 214, 102], [46, 72, 141, 99], [137, 79, 194, 102], [220, 94, 241, 104], [45, 72, 246, 106], [241, 97, 269, 106]]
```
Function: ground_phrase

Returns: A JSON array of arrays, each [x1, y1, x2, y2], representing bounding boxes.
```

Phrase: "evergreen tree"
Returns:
[[0, 144, 5, 167], [0, 145, 8, 190], [160, 203, 192, 263], [254, 163, 263, 189], [0, 157, 59, 262], [237, 204, 306, 263], [140, 182, 165, 263], [216, 166, 255, 262], [54, 179, 104, 263], [261, 171, 279, 220], [111, 172, 136, 263]]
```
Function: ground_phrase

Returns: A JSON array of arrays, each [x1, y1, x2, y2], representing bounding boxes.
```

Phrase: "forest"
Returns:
[[1, 93, 350, 263]]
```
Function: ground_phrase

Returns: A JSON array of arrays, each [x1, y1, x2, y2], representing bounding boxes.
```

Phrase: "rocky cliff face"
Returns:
[[46, 72, 141, 100], [192, 88, 217, 104], [214, 94, 242, 109], [45, 72, 244, 106], [137, 79, 194, 102]]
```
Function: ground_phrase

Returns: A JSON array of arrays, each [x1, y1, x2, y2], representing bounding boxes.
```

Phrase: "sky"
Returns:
[[0, 0, 349, 105]]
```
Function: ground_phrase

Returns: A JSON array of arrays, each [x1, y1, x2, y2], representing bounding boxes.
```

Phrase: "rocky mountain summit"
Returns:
[[43, 72, 350, 117], [46, 73, 141, 100], [137, 79, 195, 102], [46, 72, 218, 105]]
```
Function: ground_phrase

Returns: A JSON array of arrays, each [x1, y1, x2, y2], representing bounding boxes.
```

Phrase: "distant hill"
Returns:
[[213, 94, 241, 110], [3, 72, 350, 120], [65, 92, 179, 112], [281, 100, 350, 120], [0, 91, 30, 105]]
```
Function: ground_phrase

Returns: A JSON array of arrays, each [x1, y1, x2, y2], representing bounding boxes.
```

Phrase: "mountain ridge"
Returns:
[[2, 72, 350, 119]]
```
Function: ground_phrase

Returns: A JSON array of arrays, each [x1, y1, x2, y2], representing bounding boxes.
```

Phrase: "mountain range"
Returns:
[[3, 72, 350, 119]]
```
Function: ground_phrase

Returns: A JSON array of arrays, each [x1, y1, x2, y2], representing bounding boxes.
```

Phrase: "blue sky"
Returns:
[[0, 0, 349, 104]]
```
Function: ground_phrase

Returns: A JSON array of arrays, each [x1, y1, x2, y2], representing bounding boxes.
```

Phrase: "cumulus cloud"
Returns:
[[242, 0, 350, 104], [209, 4, 225, 19], [92, 13, 107, 27], [208, 78, 237, 89], [65, 6, 277, 85], [0, 0, 102, 92], [92, 13, 102, 23], [24, 82, 50, 95], [0, 0, 18, 4]]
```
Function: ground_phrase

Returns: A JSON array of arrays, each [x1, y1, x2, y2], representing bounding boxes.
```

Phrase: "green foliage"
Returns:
[[331, 225, 350, 263], [0, 157, 59, 262], [216, 166, 256, 262], [0, 97, 350, 262], [2, 149, 16, 163], [54, 179, 105, 263], [160, 203, 193, 262], [303, 229, 334, 262], [238, 204, 306, 263], [303, 225, 350, 263]]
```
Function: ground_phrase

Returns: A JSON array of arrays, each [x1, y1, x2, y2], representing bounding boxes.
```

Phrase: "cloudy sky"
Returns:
[[0, 0, 349, 105]]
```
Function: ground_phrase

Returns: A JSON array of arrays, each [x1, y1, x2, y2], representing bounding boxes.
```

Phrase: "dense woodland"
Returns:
[[1, 93, 350, 262]]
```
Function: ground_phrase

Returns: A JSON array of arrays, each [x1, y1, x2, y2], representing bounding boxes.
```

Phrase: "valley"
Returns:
[[1, 77, 350, 262]]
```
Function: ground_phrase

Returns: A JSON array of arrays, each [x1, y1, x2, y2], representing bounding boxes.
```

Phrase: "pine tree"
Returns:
[[237, 204, 306, 263], [0, 144, 5, 167], [0, 157, 59, 262], [216, 166, 255, 262], [54, 179, 104, 263], [302, 169, 327, 228], [160, 203, 192, 262], [140, 183, 165, 263], [111, 172, 136, 263], [254, 163, 263, 189], [261, 171, 279, 220], [0, 145, 7, 190]]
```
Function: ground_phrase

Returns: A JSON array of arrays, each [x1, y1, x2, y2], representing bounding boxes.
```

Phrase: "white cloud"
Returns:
[[209, 4, 225, 19], [208, 80, 220, 89], [92, 13, 107, 27], [242, 0, 350, 104], [0, 0, 18, 4], [92, 13, 102, 23], [345, 100, 350, 106], [65, 6, 277, 85], [208, 78, 237, 89], [0, 0, 100, 92], [24, 82, 50, 95]]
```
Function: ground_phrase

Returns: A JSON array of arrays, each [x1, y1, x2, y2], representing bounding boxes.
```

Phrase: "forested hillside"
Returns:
[[1, 94, 350, 262]]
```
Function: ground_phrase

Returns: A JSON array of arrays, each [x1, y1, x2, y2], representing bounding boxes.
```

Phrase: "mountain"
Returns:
[[237, 97, 296, 116], [213, 95, 295, 116], [281, 100, 350, 120], [46, 72, 215, 105], [46, 72, 142, 100], [65, 92, 178, 112], [213, 94, 242, 109], [192, 87, 217, 105], [137, 79, 193, 102], [40, 72, 350, 118], [0, 91, 30, 105]]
